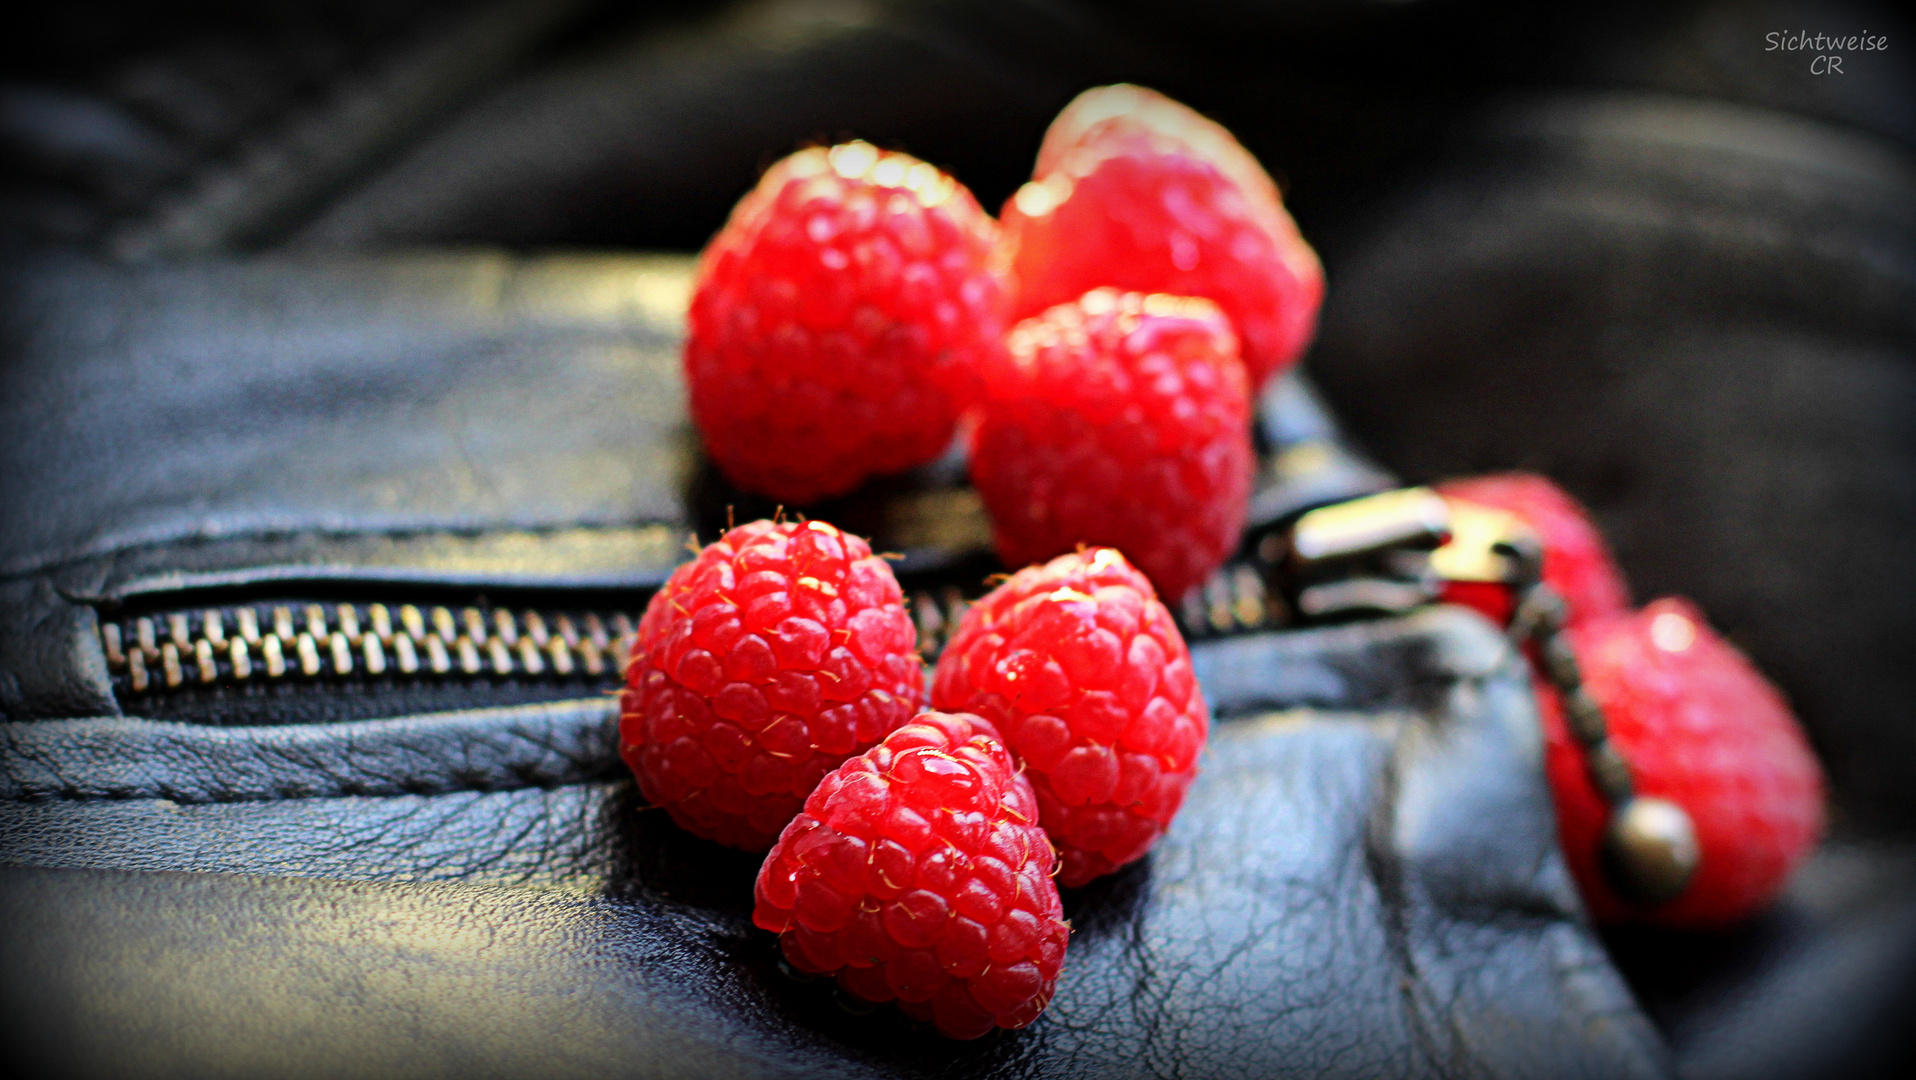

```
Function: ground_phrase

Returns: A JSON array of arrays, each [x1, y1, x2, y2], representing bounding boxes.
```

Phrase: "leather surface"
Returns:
[[0, 250, 1379, 726], [289, 0, 1142, 254], [3, 11, 1909, 1066], [0, 698, 621, 805], [0, 242, 1665, 1077], [0, 0, 598, 253], [0, 250, 699, 577], [1308, 90, 1916, 835], [1609, 841, 1916, 1080], [0, 607, 1672, 1079], [0, 250, 698, 724], [0, 229, 1901, 1079], [1, 4, 1911, 1076], [279, 0, 1916, 258]]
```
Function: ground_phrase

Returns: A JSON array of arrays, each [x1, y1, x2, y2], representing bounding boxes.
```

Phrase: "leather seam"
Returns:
[[0, 706, 622, 806], [4, 520, 685, 584], [0, 771, 624, 807]]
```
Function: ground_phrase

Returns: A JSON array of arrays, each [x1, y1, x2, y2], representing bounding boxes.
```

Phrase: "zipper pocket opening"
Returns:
[[97, 587, 649, 726], [92, 550, 1292, 726]]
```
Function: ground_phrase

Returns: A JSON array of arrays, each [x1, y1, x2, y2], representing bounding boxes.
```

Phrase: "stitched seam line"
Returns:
[[4, 521, 683, 583], [1, 766, 626, 806]]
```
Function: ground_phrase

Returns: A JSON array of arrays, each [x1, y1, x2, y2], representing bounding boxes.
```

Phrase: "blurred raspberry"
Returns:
[[620, 518, 923, 850], [1543, 598, 1825, 926], [969, 288, 1253, 605], [686, 141, 1008, 504], [753, 711, 1070, 1039], [932, 547, 1207, 886], [1001, 83, 1323, 391], [1437, 472, 1631, 628]]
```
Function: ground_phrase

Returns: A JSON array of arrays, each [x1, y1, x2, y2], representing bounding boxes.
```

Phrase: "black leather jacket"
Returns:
[[3, 2, 1912, 1077]]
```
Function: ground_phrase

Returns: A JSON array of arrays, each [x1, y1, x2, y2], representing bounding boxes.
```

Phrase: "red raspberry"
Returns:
[[969, 288, 1253, 605], [1001, 84, 1324, 391], [619, 519, 924, 851], [931, 547, 1208, 887], [753, 711, 1070, 1040], [1543, 599, 1825, 926], [1437, 473, 1631, 629], [686, 141, 1009, 504]]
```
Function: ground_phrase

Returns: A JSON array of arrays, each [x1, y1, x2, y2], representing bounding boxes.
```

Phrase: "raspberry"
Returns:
[[753, 711, 1070, 1040], [969, 288, 1254, 605], [1543, 599, 1825, 926], [686, 141, 1009, 504], [619, 518, 924, 851], [1001, 84, 1324, 391], [931, 547, 1208, 887], [1437, 473, 1631, 629]]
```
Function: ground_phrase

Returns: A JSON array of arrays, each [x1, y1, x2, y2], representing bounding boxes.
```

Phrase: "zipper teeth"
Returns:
[[100, 562, 1278, 697], [908, 560, 1279, 663], [1177, 562, 1283, 639], [101, 602, 638, 696]]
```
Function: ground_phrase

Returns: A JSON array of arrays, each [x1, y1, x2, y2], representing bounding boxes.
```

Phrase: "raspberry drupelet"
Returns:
[[932, 548, 1208, 887], [969, 288, 1254, 606], [620, 519, 923, 851], [754, 711, 1070, 1040], [1001, 84, 1324, 391], [685, 141, 1009, 504], [1542, 599, 1825, 927]]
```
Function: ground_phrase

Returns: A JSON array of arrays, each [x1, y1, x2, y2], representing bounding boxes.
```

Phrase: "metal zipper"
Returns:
[[906, 561, 1279, 663], [98, 560, 1284, 702], [1177, 562, 1283, 639], [100, 601, 639, 698]]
